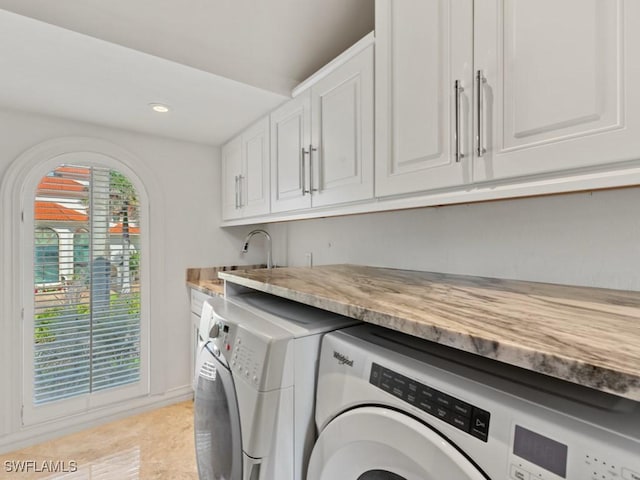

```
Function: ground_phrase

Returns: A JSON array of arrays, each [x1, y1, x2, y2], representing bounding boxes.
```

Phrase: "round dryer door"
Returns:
[[307, 407, 488, 480]]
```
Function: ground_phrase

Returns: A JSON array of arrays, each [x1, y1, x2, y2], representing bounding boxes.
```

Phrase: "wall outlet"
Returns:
[[304, 252, 313, 268]]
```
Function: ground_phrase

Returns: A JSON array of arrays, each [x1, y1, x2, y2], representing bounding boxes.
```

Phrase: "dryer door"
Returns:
[[307, 406, 489, 480], [194, 343, 242, 480]]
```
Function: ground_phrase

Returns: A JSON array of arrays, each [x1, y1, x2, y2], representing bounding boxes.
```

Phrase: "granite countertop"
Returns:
[[218, 264, 640, 401], [187, 265, 267, 296]]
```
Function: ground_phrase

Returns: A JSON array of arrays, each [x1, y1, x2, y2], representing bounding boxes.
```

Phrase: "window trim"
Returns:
[[0, 137, 162, 431]]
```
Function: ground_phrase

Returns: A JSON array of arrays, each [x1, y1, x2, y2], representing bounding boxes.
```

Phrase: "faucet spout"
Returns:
[[241, 229, 273, 269]]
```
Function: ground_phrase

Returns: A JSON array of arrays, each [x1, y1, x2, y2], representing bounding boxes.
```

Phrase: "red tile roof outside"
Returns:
[[35, 201, 88, 222], [37, 177, 86, 193], [55, 166, 90, 176], [109, 223, 140, 235]]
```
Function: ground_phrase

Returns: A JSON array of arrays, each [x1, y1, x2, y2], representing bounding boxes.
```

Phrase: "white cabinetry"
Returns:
[[271, 40, 374, 213], [270, 93, 312, 213], [222, 117, 270, 220], [375, 0, 473, 197], [474, 0, 640, 182], [376, 0, 640, 196]]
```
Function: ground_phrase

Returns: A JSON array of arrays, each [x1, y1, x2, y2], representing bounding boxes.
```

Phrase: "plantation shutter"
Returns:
[[33, 165, 141, 405]]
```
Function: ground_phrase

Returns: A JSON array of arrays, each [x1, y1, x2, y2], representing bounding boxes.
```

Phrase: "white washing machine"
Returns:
[[194, 291, 359, 480], [308, 324, 640, 480]]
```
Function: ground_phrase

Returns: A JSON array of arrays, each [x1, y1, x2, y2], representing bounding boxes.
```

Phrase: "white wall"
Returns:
[[271, 187, 640, 291], [0, 106, 264, 451]]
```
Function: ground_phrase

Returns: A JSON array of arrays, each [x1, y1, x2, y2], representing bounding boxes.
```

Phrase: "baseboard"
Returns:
[[0, 386, 194, 454]]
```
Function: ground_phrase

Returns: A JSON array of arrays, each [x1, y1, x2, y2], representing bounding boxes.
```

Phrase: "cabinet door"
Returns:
[[474, 0, 640, 182], [270, 92, 312, 213], [375, 0, 473, 197], [241, 117, 270, 217], [310, 45, 374, 208], [221, 136, 243, 220]]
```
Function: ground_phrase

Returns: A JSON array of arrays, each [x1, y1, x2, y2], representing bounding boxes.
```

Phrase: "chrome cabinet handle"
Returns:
[[238, 174, 244, 208], [476, 70, 487, 157], [454, 80, 465, 163], [310, 145, 318, 192], [301, 147, 310, 195], [234, 175, 239, 209]]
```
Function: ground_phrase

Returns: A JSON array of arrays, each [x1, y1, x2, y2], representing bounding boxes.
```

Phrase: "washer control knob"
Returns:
[[209, 322, 222, 339]]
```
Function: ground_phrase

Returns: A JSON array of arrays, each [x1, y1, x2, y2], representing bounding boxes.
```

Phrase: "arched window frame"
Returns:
[[0, 137, 162, 431]]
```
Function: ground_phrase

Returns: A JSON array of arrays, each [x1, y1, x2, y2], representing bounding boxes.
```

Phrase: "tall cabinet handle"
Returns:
[[238, 174, 244, 208], [476, 70, 487, 157], [310, 145, 318, 192], [454, 80, 465, 163], [234, 175, 239, 209], [301, 147, 310, 195]]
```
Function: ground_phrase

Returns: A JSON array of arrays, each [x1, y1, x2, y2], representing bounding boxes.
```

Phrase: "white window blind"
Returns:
[[33, 165, 141, 405]]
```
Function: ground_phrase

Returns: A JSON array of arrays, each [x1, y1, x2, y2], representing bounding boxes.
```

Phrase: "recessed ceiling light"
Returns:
[[149, 103, 170, 113]]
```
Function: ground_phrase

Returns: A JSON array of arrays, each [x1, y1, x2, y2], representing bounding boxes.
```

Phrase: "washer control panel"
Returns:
[[230, 333, 265, 388], [508, 426, 640, 480], [209, 319, 266, 388], [369, 362, 491, 442]]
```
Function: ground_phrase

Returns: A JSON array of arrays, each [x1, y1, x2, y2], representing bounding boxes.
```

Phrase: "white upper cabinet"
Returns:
[[310, 44, 374, 208], [376, 0, 640, 196], [474, 0, 640, 182], [375, 0, 473, 197], [221, 135, 243, 220], [271, 39, 375, 213], [241, 117, 270, 217], [222, 116, 270, 220], [270, 92, 312, 213]]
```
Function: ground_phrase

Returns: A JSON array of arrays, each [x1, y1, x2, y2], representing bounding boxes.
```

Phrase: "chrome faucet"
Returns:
[[241, 229, 273, 269]]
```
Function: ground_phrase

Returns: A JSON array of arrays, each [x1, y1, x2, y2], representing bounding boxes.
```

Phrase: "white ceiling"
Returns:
[[0, 1, 374, 146]]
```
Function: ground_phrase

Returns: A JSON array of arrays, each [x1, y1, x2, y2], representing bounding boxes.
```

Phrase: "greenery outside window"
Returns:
[[33, 164, 142, 405]]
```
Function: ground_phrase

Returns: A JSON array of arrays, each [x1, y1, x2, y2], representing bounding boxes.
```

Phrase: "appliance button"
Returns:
[[369, 363, 382, 386], [470, 408, 490, 442], [510, 464, 530, 480], [416, 397, 435, 414], [418, 385, 436, 401], [435, 392, 453, 408], [209, 323, 220, 339], [452, 400, 472, 417], [406, 392, 418, 405], [390, 374, 408, 400], [451, 413, 470, 432], [435, 406, 451, 422], [379, 368, 395, 392], [622, 468, 640, 480]]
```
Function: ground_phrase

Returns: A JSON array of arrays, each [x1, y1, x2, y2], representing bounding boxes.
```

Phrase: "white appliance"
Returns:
[[194, 291, 359, 480], [308, 324, 640, 480]]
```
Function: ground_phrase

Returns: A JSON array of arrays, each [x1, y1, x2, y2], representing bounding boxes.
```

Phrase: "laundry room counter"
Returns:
[[186, 264, 267, 296], [218, 264, 640, 401]]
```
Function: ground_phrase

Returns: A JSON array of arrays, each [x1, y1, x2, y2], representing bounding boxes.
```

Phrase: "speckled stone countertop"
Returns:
[[186, 265, 266, 296], [219, 264, 640, 401]]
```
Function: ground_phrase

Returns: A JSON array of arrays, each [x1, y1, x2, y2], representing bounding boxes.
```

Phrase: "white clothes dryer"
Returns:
[[194, 291, 359, 480], [308, 324, 640, 480]]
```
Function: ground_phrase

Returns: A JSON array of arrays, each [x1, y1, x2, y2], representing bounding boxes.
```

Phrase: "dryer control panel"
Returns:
[[370, 362, 491, 442]]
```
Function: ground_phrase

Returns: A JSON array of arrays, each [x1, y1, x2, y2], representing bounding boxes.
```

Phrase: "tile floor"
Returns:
[[0, 401, 198, 479]]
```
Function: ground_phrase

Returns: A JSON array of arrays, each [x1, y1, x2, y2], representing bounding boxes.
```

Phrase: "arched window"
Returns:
[[32, 164, 143, 407]]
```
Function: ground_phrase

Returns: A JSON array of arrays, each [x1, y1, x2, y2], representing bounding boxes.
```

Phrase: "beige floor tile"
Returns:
[[0, 401, 197, 480]]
